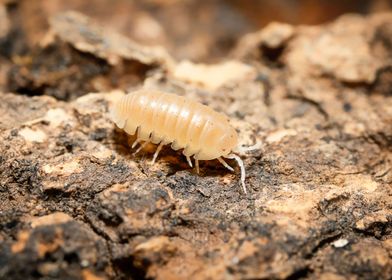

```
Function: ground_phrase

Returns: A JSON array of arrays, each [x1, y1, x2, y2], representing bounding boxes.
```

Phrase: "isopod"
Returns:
[[111, 89, 249, 194]]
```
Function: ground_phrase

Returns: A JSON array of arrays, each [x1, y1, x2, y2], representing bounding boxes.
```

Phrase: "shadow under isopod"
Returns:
[[108, 124, 237, 183]]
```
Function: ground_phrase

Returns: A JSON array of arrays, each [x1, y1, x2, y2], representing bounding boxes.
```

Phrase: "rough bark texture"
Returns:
[[0, 2, 391, 280]]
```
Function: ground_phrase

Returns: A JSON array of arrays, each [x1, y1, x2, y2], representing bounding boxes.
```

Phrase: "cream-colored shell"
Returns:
[[111, 89, 238, 160]]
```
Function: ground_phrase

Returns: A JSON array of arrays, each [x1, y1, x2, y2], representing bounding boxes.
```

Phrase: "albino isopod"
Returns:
[[111, 89, 251, 194]]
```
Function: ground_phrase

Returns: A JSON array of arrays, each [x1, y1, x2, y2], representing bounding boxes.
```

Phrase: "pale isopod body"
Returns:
[[111, 89, 248, 193]]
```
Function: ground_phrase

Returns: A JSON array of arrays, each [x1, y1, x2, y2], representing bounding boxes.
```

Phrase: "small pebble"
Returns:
[[332, 239, 349, 248]]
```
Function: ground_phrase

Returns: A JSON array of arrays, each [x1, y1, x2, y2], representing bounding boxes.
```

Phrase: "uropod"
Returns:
[[111, 89, 253, 194]]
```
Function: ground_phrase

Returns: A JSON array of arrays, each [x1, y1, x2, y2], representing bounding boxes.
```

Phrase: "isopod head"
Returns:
[[195, 125, 238, 160], [219, 127, 238, 156]]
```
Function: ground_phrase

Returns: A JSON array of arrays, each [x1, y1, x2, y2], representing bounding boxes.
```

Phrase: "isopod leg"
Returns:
[[217, 157, 234, 171], [225, 154, 247, 195], [131, 139, 141, 149], [195, 159, 199, 174], [186, 156, 193, 168], [151, 142, 164, 164], [133, 141, 148, 155]]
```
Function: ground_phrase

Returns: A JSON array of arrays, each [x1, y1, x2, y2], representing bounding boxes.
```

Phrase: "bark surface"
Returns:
[[0, 2, 391, 280]]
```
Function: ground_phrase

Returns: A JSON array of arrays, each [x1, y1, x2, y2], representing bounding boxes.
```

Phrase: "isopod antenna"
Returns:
[[225, 154, 247, 195], [233, 141, 261, 155]]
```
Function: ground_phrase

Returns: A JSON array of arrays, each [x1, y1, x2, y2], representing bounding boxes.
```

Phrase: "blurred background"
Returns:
[[1, 0, 392, 62]]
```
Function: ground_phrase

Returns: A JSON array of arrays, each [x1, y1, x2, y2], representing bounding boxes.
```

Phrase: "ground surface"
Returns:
[[0, 2, 391, 280]]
